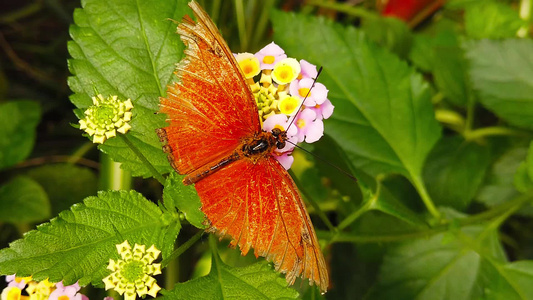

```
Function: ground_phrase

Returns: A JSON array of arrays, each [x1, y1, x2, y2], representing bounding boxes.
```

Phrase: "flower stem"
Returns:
[[517, 0, 532, 37], [234, 0, 247, 52], [161, 230, 204, 267], [99, 153, 131, 190], [465, 126, 533, 141], [119, 134, 165, 185]]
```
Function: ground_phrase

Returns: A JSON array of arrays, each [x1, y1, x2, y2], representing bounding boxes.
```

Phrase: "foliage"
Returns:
[[0, 0, 532, 299]]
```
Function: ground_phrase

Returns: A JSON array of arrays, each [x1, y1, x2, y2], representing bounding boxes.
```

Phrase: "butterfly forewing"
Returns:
[[159, 3, 260, 174]]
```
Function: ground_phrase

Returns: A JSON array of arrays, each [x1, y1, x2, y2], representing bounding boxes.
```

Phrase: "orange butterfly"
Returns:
[[157, 1, 328, 292]]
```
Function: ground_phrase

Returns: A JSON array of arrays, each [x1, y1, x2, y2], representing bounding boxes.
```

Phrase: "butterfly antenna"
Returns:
[[286, 66, 323, 131], [287, 140, 357, 182]]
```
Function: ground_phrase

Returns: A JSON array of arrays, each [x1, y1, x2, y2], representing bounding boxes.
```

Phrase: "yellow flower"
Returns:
[[271, 58, 300, 85], [79, 95, 133, 144], [103, 241, 162, 300]]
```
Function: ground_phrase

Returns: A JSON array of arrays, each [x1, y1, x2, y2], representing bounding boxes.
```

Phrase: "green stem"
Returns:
[[464, 126, 533, 141], [99, 153, 131, 191], [251, 0, 275, 48], [119, 134, 165, 185], [517, 0, 532, 37], [234, 0, 247, 52], [336, 196, 372, 232], [161, 230, 204, 267], [411, 174, 441, 220], [323, 191, 533, 244]]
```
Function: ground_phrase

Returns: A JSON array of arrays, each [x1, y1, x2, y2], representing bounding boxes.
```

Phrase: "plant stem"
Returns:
[[411, 174, 441, 220], [336, 197, 372, 232], [517, 0, 532, 37], [161, 230, 204, 267], [99, 153, 131, 190], [234, 0, 247, 52], [465, 126, 532, 141], [119, 134, 165, 185]]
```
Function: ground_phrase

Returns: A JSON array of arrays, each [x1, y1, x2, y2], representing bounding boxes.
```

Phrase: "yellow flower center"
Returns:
[[6, 287, 21, 300], [299, 87, 311, 98], [274, 124, 285, 131], [58, 296, 70, 300], [237, 56, 260, 79], [278, 96, 300, 115], [121, 260, 144, 283], [275, 66, 293, 82], [297, 119, 306, 129], [263, 55, 275, 64]]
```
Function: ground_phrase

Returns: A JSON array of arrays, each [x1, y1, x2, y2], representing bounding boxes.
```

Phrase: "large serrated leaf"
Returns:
[[0, 101, 41, 169], [272, 11, 441, 182], [0, 190, 180, 286], [68, 0, 189, 177], [163, 171, 206, 229], [162, 243, 299, 300]]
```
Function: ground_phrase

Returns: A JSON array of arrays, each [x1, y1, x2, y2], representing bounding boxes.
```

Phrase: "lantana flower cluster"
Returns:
[[102, 241, 162, 300], [235, 42, 334, 169], [78, 94, 133, 144], [1, 275, 87, 300]]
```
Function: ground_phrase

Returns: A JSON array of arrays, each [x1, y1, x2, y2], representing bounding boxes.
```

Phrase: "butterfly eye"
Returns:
[[272, 128, 281, 136], [277, 141, 286, 149]]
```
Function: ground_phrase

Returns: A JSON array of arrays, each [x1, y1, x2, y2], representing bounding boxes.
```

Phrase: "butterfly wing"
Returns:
[[195, 156, 329, 292], [158, 1, 260, 174]]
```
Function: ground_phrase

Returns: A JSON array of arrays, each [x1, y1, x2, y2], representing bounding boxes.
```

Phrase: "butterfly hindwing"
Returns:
[[195, 157, 329, 291]]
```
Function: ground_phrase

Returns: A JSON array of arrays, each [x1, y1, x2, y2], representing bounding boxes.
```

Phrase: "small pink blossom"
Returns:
[[255, 42, 287, 70], [6, 275, 29, 289], [309, 99, 334, 120], [289, 78, 328, 106], [275, 152, 295, 170], [49, 281, 83, 300], [299, 60, 318, 79], [294, 109, 324, 143]]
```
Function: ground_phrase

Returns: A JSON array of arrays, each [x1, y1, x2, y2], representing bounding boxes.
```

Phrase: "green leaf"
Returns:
[[0, 190, 180, 286], [368, 225, 521, 300], [465, 39, 533, 130], [162, 244, 299, 299], [272, 11, 441, 182], [163, 171, 206, 229], [0, 176, 50, 223], [464, 1, 524, 39], [361, 16, 412, 58], [0, 101, 41, 169], [498, 261, 533, 299], [476, 146, 526, 207], [68, 0, 189, 177], [514, 141, 533, 193], [24, 164, 98, 216], [423, 136, 491, 210]]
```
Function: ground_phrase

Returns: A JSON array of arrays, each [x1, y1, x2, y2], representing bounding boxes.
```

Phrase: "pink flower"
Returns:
[[255, 42, 287, 70], [275, 152, 295, 170], [294, 109, 324, 143], [299, 60, 318, 79], [6, 275, 29, 289], [289, 78, 328, 106], [263, 114, 298, 152], [49, 281, 83, 300], [309, 99, 334, 120]]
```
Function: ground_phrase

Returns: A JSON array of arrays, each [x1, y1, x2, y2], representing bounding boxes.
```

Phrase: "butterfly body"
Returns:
[[158, 1, 328, 292]]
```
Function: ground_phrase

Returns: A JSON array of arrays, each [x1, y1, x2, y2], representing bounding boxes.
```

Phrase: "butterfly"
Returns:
[[157, 1, 328, 292]]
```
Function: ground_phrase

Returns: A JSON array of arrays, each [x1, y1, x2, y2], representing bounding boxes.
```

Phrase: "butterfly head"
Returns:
[[271, 127, 287, 150]]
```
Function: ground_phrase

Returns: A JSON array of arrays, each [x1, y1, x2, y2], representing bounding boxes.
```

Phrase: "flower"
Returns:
[[290, 78, 328, 106], [271, 58, 301, 85], [235, 53, 261, 79], [25, 279, 54, 300], [236, 43, 333, 169], [78, 94, 133, 144], [299, 59, 318, 80], [48, 282, 83, 300], [294, 109, 324, 143], [5, 275, 31, 289], [255, 42, 287, 70], [103, 241, 162, 300], [1, 287, 23, 300], [309, 99, 334, 120]]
